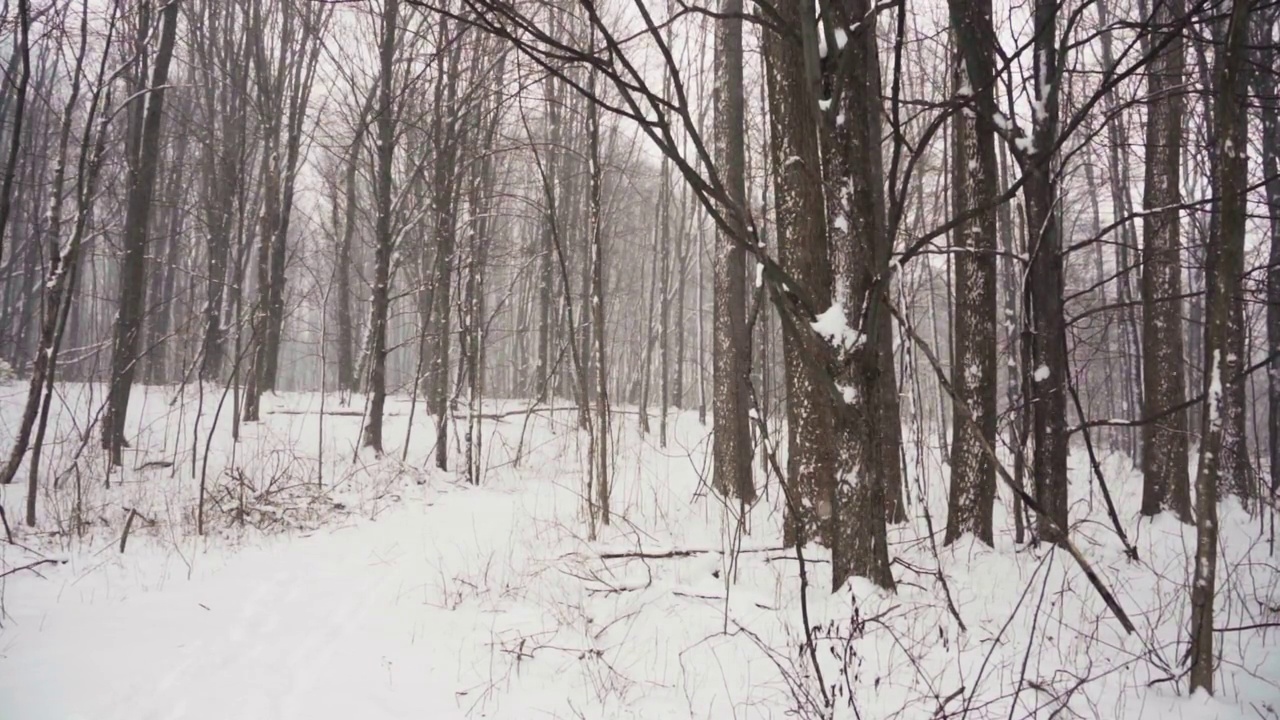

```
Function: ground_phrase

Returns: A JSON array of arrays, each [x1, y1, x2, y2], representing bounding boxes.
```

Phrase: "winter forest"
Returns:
[[0, 0, 1277, 716]]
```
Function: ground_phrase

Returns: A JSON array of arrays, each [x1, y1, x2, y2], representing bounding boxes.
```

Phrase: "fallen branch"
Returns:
[[134, 460, 174, 471], [0, 557, 64, 579], [598, 545, 792, 561]]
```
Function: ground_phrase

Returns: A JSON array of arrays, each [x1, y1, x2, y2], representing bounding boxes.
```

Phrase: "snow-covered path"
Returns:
[[0, 478, 570, 720]]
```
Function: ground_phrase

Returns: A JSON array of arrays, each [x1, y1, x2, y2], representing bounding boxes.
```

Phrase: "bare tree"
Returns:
[[944, 0, 999, 546], [102, 0, 182, 466], [1025, 0, 1068, 543], [1189, 0, 1251, 694], [1139, 0, 1192, 520], [710, 0, 754, 507], [0, 0, 30, 270], [361, 0, 399, 453]]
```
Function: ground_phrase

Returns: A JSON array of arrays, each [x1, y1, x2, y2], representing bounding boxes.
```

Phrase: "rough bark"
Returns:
[[944, 9, 999, 546], [764, 3, 834, 548], [1025, 0, 1069, 544], [820, 0, 896, 590], [1139, 0, 1192, 520], [711, 0, 754, 506], [102, 0, 181, 466]]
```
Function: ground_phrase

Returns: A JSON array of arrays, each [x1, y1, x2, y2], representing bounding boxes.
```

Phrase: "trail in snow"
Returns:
[[2, 480, 530, 719]]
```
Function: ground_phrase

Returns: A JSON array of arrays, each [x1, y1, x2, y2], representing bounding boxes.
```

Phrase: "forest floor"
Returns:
[[0, 383, 1277, 719]]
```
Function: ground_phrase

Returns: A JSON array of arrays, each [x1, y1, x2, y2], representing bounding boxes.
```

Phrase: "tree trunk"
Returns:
[[1189, 0, 1250, 694], [1139, 0, 1192, 520], [764, 3, 834, 547], [1025, 0, 1068, 544], [0, 0, 30, 271], [711, 0, 754, 507], [944, 6, 999, 546], [821, 0, 896, 590], [102, 0, 181, 466], [362, 0, 398, 453], [1254, 9, 1280, 506]]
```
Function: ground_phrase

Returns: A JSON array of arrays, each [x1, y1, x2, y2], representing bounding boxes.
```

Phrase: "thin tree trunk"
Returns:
[[362, 0, 398, 453], [0, 0, 31, 270], [1189, 0, 1250, 694]]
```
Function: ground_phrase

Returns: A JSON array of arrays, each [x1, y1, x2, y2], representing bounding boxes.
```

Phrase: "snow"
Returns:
[[1033, 364, 1050, 382], [1206, 350, 1222, 425], [0, 384, 1277, 719], [816, 27, 847, 58], [811, 302, 864, 353]]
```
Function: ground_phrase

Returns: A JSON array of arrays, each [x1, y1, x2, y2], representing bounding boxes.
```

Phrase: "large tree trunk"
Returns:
[[1139, 0, 1192, 520], [710, 0, 754, 507], [1189, 0, 1250, 694], [102, 0, 181, 466], [764, 3, 834, 547], [821, 0, 896, 591], [944, 1, 999, 546]]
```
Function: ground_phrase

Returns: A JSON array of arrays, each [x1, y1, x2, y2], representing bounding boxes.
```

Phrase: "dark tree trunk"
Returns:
[[103, 0, 181, 466], [821, 0, 896, 590], [1025, 0, 1068, 544], [362, 0, 399, 453], [711, 0, 755, 508], [764, 3, 834, 547], [1189, 0, 1250, 694], [1139, 0, 1192, 520], [944, 0, 999, 546]]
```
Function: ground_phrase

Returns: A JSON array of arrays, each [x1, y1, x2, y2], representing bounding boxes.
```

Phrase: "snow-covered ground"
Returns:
[[0, 383, 1277, 719]]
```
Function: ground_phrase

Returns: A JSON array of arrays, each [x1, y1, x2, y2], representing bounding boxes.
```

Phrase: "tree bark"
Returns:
[[1025, 0, 1068, 544], [711, 0, 754, 506], [944, 4, 999, 546], [820, 0, 896, 590], [764, 3, 834, 547], [1139, 0, 1192, 520]]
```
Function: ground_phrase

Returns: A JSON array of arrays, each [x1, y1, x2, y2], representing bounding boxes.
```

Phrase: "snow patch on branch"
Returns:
[[812, 303, 864, 354]]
